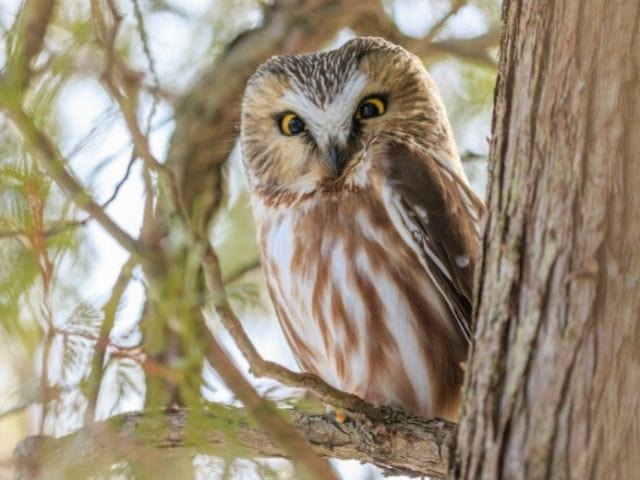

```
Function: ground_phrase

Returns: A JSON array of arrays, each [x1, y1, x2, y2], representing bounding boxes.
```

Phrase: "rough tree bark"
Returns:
[[13, 406, 455, 479], [455, 1, 640, 479]]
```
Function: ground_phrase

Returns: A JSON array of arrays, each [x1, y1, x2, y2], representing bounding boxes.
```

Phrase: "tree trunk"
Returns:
[[455, 1, 640, 479]]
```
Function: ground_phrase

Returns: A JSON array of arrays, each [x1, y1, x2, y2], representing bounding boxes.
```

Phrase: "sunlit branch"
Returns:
[[4, 0, 56, 91], [350, 0, 499, 68], [422, 0, 470, 46], [85, 256, 138, 424], [14, 405, 455, 479]]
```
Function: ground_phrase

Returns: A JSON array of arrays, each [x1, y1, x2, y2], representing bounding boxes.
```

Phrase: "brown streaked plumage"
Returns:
[[241, 37, 484, 420]]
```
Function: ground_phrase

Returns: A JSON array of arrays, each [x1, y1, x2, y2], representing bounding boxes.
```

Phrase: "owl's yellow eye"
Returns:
[[279, 112, 306, 136], [356, 97, 386, 120]]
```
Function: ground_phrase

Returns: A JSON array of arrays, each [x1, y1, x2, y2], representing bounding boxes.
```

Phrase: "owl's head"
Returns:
[[241, 37, 455, 196]]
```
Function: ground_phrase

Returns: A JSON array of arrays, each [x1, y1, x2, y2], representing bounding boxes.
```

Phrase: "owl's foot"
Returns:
[[327, 408, 349, 434], [333, 408, 347, 423]]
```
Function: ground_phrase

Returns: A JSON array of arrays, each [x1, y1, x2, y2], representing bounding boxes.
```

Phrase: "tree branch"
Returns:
[[14, 405, 455, 479], [0, 218, 88, 240], [4, 0, 56, 91], [349, 0, 498, 68], [85, 256, 137, 423]]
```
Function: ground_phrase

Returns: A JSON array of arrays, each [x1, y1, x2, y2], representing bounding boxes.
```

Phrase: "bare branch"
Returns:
[[14, 405, 455, 478], [92, 0, 181, 205], [130, 0, 160, 97], [421, 0, 470, 46], [0, 219, 88, 240], [224, 259, 261, 285], [350, 0, 498, 68], [85, 256, 137, 423], [100, 153, 137, 210], [4, 0, 56, 91]]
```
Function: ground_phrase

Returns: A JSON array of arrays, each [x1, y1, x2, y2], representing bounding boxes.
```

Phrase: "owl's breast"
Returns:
[[252, 190, 464, 418]]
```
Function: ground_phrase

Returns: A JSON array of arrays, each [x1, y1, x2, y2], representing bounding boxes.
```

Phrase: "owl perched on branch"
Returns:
[[241, 37, 484, 421]]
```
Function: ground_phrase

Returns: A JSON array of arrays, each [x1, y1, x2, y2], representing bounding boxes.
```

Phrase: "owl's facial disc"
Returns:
[[277, 72, 389, 178], [242, 36, 446, 194]]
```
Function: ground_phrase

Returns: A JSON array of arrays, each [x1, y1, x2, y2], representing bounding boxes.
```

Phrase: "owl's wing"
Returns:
[[383, 141, 485, 342]]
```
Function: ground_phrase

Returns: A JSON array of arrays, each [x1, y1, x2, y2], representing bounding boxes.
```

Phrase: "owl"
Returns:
[[240, 37, 484, 421]]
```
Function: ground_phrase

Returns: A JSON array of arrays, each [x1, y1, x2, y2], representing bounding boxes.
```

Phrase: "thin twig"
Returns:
[[4, 0, 56, 91], [27, 178, 56, 435], [223, 259, 262, 285], [428, 29, 500, 68], [130, 0, 160, 130], [100, 153, 137, 210], [64, 107, 120, 160], [94, 0, 182, 220], [351, 0, 498, 68], [0, 218, 88, 240], [85, 256, 137, 423], [0, 401, 32, 420], [130, 0, 161, 218], [422, 0, 469, 46]]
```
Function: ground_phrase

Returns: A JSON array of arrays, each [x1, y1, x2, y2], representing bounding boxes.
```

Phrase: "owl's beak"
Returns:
[[327, 143, 348, 177]]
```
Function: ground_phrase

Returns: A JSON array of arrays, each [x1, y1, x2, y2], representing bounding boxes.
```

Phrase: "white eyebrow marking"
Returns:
[[280, 70, 368, 149]]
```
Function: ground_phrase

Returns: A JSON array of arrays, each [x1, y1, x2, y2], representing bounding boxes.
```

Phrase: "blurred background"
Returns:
[[0, 0, 498, 478]]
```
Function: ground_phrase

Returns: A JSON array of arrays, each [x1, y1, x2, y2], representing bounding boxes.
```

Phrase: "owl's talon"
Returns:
[[334, 408, 347, 423], [327, 409, 349, 434]]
